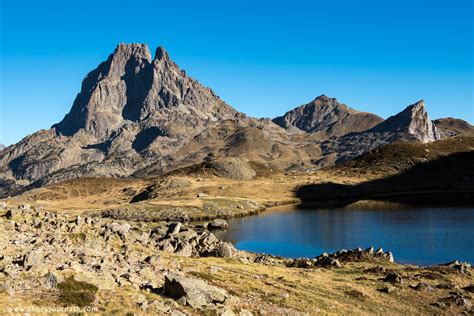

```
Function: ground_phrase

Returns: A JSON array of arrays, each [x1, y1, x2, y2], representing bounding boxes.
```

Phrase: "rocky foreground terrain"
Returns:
[[1, 132, 474, 314], [1, 202, 473, 315], [1, 42, 472, 198]]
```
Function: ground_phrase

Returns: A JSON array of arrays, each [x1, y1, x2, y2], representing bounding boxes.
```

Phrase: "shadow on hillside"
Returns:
[[295, 151, 474, 208]]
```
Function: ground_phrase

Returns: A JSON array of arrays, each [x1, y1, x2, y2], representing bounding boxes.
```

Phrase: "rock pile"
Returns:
[[0, 203, 241, 311], [287, 247, 395, 268]]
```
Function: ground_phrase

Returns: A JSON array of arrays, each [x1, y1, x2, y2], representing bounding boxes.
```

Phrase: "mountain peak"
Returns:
[[313, 94, 333, 103], [272, 96, 383, 137], [155, 46, 169, 61], [113, 43, 152, 64], [369, 100, 440, 142], [53, 43, 240, 140]]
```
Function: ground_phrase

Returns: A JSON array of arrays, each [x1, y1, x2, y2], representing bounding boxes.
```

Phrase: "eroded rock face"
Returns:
[[368, 100, 440, 143], [322, 101, 442, 163]]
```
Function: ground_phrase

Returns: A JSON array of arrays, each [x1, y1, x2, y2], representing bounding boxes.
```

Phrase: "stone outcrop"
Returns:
[[367, 100, 440, 143], [163, 274, 231, 308]]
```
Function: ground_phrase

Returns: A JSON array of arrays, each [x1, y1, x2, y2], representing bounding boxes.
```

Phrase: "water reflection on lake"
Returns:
[[215, 201, 474, 265]]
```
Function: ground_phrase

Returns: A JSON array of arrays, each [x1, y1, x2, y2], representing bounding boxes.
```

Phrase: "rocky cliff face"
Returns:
[[368, 100, 440, 143], [53, 43, 242, 140], [0, 43, 453, 197], [272, 95, 383, 138], [321, 101, 441, 164]]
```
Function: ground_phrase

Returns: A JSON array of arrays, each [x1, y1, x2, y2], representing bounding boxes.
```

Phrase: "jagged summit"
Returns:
[[272, 95, 383, 138], [369, 100, 440, 142], [155, 46, 169, 61], [53, 43, 241, 140]]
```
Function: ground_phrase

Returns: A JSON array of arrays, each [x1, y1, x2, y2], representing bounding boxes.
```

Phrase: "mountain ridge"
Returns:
[[0, 43, 458, 197]]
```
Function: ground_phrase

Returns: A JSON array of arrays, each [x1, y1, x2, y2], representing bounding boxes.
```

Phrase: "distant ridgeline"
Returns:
[[0, 43, 472, 197]]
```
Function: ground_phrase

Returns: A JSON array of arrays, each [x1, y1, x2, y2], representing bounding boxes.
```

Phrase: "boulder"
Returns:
[[208, 219, 229, 230], [109, 222, 131, 235], [410, 281, 433, 291], [217, 242, 236, 258], [23, 247, 44, 268], [163, 274, 230, 308], [167, 222, 182, 235], [383, 272, 403, 284]]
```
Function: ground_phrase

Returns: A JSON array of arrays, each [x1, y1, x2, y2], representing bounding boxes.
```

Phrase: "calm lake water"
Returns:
[[215, 203, 474, 265]]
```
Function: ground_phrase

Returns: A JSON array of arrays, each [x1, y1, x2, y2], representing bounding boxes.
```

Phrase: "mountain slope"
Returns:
[[434, 117, 474, 138]]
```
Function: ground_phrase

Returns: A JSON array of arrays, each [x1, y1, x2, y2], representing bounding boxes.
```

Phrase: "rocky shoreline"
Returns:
[[0, 202, 473, 314]]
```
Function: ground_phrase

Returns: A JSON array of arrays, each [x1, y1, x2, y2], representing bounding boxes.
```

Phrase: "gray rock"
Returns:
[[217, 242, 235, 258], [383, 272, 403, 284], [163, 274, 230, 308], [208, 219, 229, 230], [23, 247, 44, 268], [410, 281, 433, 291], [168, 222, 182, 235]]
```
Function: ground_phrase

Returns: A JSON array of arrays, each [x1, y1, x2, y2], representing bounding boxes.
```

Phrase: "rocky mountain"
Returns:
[[272, 95, 383, 138], [0, 144, 5, 151], [52, 43, 242, 140], [434, 118, 474, 138], [0, 43, 456, 197], [320, 101, 440, 164], [367, 100, 440, 143]]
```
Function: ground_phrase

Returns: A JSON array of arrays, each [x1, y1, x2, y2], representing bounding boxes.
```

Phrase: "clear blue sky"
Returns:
[[0, 0, 473, 145]]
